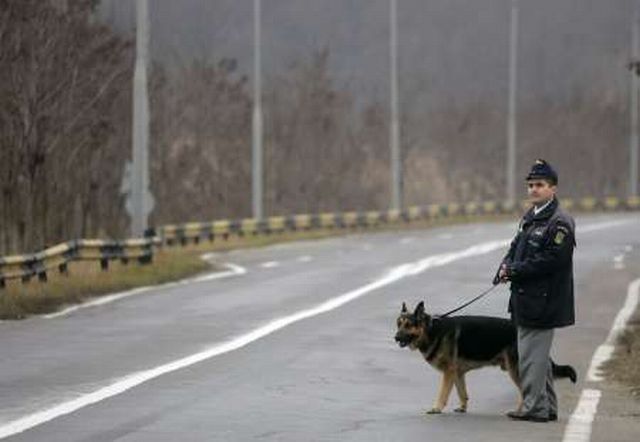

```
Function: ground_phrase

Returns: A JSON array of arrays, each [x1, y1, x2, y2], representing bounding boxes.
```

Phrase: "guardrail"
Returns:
[[0, 238, 160, 289], [154, 201, 504, 246], [2, 196, 638, 289], [153, 196, 640, 246]]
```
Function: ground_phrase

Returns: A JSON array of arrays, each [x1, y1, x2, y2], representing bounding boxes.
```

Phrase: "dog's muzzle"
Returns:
[[394, 333, 411, 348]]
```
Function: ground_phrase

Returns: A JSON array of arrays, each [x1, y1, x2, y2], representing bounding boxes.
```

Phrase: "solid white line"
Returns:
[[400, 237, 416, 244], [585, 345, 614, 383], [562, 389, 602, 442], [566, 278, 640, 442], [43, 287, 151, 319], [296, 256, 313, 263], [605, 278, 640, 343], [586, 278, 640, 381], [1, 219, 632, 437], [44, 263, 247, 319]]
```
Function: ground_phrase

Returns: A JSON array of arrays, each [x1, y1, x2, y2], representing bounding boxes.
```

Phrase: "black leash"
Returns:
[[439, 284, 500, 318]]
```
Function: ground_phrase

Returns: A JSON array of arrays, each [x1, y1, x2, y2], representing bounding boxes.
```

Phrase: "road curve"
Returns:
[[0, 213, 638, 441]]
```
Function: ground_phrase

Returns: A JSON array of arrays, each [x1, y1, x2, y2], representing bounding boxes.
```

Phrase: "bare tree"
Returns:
[[150, 58, 252, 224], [0, 0, 132, 254]]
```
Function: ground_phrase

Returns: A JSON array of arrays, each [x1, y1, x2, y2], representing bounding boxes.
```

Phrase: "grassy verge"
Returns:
[[0, 248, 212, 320], [603, 310, 640, 398], [0, 214, 511, 320]]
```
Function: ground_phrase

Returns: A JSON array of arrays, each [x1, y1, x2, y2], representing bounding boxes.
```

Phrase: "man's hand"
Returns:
[[492, 263, 510, 285], [497, 264, 509, 283]]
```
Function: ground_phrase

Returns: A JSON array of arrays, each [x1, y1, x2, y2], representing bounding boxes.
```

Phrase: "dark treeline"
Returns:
[[0, 0, 632, 254]]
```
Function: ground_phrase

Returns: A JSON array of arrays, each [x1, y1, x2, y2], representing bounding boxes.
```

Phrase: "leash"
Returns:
[[439, 284, 499, 318]]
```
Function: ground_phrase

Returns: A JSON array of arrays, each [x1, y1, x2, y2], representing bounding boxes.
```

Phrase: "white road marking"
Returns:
[[585, 344, 614, 382], [437, 233, 454, 240], [624, 245, 633, 252], [586, 278, 640, 381], [565, 278, 640, 442], [199, 252, 217, 263], [603, 278, 640, 344], [562, 389, 602, 442], [44, 262, 247, 319], [260, 261, 280, 269], [191, 263, 247, 282], [613, 254, 625, 270], [43, 287, 152, 320], [362, 244, 373, 251], [400, 237, 416, 244], [296, 255, 313, 263], [0, 219, 633, 437]]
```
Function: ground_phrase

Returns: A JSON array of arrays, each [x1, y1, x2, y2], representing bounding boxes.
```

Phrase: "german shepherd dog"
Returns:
[[394, 301, 577, 414]]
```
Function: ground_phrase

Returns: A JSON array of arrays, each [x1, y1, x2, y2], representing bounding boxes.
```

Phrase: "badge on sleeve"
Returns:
[[553, 226, 568, 245]]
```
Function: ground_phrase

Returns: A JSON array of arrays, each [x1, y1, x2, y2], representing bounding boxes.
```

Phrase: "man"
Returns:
[[493, 159, 576, 423]]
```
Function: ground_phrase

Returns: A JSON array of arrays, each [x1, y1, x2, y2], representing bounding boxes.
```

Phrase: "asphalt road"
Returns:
[[0, 213, 638, 441]]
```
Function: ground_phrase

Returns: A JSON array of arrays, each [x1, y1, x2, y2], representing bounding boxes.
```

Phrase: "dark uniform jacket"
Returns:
[[496, 197, 576, 329]]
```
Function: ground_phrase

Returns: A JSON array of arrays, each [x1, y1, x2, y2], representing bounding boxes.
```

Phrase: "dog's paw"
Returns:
[[425, 408, 442, 415], [454, 407, 467, 413]]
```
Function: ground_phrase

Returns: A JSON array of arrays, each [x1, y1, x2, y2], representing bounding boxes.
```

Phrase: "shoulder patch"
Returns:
[[553, 223, 570, 245]]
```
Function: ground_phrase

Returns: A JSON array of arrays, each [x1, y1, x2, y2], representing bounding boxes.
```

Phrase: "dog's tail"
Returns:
[[551, 359, 577, 383]]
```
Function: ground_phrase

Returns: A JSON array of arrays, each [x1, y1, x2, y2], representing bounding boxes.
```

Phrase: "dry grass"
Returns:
[[0, 248, 212, 320], [0, 214, 511, 320], [602, 311, 640, 398]]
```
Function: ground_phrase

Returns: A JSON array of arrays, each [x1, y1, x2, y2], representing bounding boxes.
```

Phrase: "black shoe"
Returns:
[[506, 411, 549, 422], [549, 413, 558, 422]]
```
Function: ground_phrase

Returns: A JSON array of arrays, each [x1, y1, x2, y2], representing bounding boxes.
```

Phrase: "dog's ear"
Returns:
[[401, 302, 408, 313], [414, 301, 425, 318]]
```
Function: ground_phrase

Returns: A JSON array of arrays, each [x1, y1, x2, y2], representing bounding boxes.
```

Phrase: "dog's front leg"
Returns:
[[453, 372, 468, 413], [427, 370, 454, 414]]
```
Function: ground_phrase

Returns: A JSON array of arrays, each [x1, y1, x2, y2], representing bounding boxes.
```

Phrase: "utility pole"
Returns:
[[390, 0, 402, 210], [630, 5, 639, 198], [130, 0, 153, 237], [252, 0, 264, 219], [507, 0, 519, 207]]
